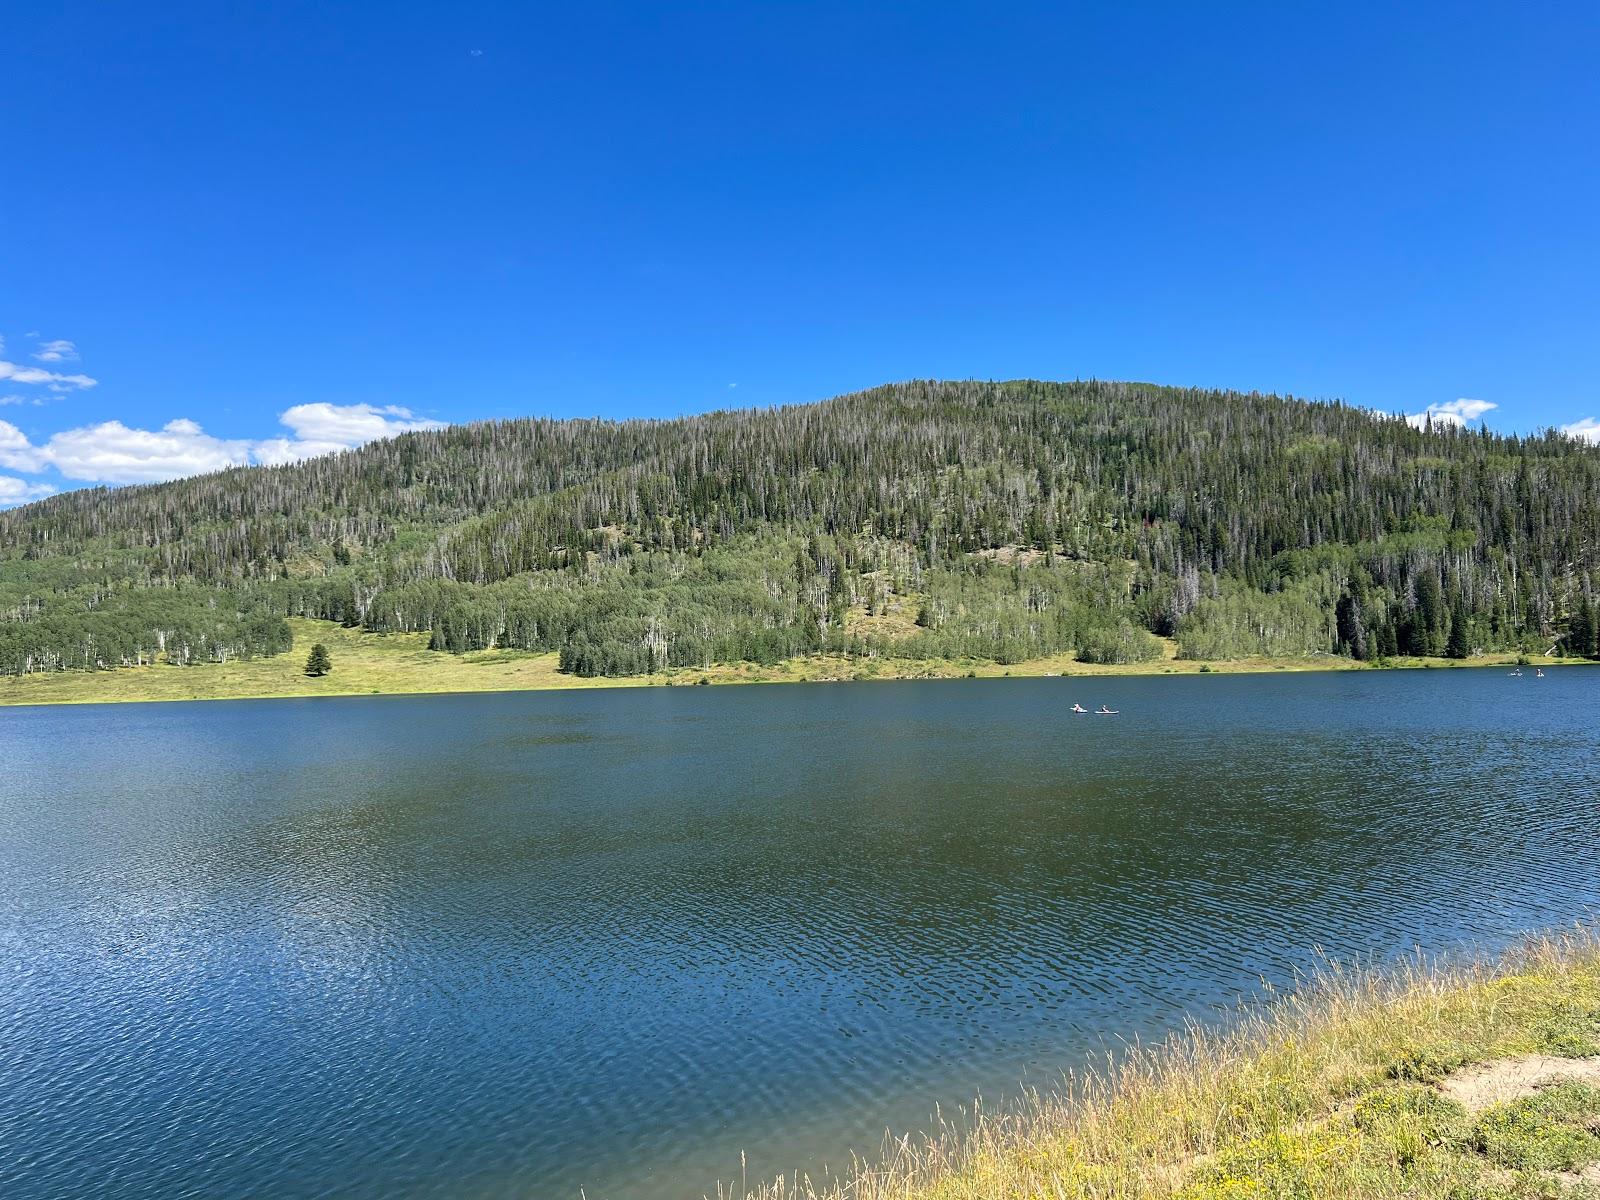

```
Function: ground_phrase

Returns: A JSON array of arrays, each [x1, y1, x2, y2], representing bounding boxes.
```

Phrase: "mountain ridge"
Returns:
[[3, 379, 1598, 677]]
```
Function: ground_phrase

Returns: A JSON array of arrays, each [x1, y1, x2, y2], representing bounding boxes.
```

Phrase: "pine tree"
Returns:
[[304, 643, 332, 676], [1335, 591, 1367, 659], [1414, 573, 1445, 656], [1377, 622, 1399, 658], [1570, 599, 1599, 659], [1446, 603, 1471, 659]]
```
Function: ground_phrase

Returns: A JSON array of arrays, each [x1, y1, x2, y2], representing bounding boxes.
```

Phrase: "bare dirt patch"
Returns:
[[1560, 1162, 1600, 1187], [1437, 1054, 1600, 1111]]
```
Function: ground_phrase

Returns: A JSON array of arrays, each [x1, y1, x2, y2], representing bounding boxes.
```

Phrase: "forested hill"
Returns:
[[4, 379, 1600, 677]]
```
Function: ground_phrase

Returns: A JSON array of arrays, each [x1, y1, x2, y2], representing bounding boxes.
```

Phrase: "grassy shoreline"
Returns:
[[0, 616, 1590, 708], [729, 929, 1600, 1200]]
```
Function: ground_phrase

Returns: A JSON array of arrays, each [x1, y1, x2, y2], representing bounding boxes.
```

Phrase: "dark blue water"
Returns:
[[2, 667, 1598, 1199]]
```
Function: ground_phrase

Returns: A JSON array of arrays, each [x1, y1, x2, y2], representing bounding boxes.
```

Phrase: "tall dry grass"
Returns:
[[718, 927, 1600, 1200]]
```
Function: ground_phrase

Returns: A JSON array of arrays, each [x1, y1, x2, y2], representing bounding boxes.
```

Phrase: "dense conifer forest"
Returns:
[[3, 379, 1599, 677]]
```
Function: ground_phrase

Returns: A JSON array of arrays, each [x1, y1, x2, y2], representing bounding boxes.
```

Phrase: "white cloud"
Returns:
[[0, 402, 448, 490], [252, 438, 326, 466], [286, 401, 439, 449], [1404, 397, 1497, 430], [0, 333, 446, 491], [1561, 417, 1600, 445], [0, 420, 45, 472], [0, 475, 55, 504], [44, 419, 254, 483], [253, 403, 443, 465], [1437, 398, 1495, 421], [32, 339, 78, 363], [0, 359, 97, 392]]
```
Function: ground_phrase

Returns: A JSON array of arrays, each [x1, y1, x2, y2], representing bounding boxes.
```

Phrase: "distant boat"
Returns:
[[1070, 703, 1088, 714], [1509, 668, 1523, 676], [1096, 705, 1118, 715], [1536, 668, 1545, 677]]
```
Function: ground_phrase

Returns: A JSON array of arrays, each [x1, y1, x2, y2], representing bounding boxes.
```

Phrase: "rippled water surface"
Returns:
[[3, 668, 1599, 1198]]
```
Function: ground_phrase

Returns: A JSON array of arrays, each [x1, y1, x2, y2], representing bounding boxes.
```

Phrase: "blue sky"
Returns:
[[2, 2, 1597, 499]]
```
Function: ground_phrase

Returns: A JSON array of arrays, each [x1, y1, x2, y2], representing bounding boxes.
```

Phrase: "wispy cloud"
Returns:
[[32, 339, 78, 363], [0, 359, 97, 392], [1404, 397, 1497, 430], [1561, 417, 1600, 445]]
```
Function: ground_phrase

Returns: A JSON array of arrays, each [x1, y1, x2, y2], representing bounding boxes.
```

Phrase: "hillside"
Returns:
[[4, 379, 1600, 679]]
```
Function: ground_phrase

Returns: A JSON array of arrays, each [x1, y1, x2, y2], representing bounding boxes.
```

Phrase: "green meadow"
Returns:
[[0, 616, 1586, 707]]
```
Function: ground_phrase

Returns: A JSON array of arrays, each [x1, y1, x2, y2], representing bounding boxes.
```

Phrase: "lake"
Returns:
[[2, 667, 1597, 1199]]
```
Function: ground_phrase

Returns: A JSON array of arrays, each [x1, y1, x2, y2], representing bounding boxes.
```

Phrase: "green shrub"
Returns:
[[1471, 1081, 1600, 1170], [1077, 621, 1163, 664]]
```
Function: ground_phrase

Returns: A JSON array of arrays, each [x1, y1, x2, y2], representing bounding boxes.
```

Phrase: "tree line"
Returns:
[[2, 379, 1598, 676]]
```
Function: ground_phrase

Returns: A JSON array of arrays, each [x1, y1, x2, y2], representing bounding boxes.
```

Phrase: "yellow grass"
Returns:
[[0, 617, 1589, 707], [0, 618, 621, 706], [723, 928, 1600, 1200]]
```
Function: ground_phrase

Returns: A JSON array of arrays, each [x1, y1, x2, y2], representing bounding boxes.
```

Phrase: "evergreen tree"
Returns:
[[1398, 615, 1427, 658], [1377, 621, 1399, 658], [1446, 603, 1471, 659], [1414, 573, 1445, 656], [1570, 599, 1599, 658], [1335, 591, 1367, 659], [304, 643, 332, 676]]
